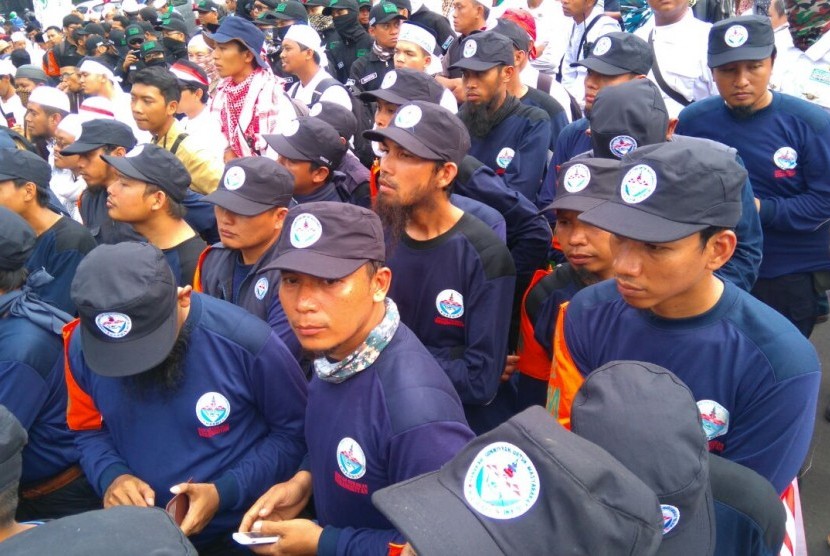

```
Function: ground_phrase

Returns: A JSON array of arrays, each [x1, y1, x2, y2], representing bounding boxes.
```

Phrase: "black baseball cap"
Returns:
[[204, 17, 268, 69], [0, 405, 26, 492], [270, 0, 309, 22], [359, 67, 445, 106], [369, 2, 405, 26], [449, 31, 514, 72], [264, 117, 347, 169], [309, 101, 357, 142], [589, 78, 668, 160], [160, 17, 189, 36], [386, 0, 411, 13], [0, 205, 35, 271], [492, 18, 529, 52], [373, 406, 663, 555], [572, 31, 653, 76], [364, 101, 470, 165], [548, 157, 620, 213], [141, 40, 166, 55], [70, 242, 179, 378], [85, 34, 112, 52], [571, 361, 716, 556], [102, 144, 191, 202], [205, 157, 294, 216], [125, 24, 144, 43], [323, 0, 359, 15], [194, 0, 220, 13], [708, 15, 774, 68], [0, 148, 51, 190], [269, 201, 386, 279], [62, 119, 137, 154], [579, 141, 746, 243]]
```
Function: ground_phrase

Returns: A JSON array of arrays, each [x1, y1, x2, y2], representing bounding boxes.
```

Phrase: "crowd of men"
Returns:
[[0, 0, 827, 554]]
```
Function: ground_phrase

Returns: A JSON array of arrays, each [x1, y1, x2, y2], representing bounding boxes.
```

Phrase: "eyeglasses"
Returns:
[[60, 71, 76, 80]]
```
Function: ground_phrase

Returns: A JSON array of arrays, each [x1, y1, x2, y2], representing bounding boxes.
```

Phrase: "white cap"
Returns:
[[28, 86, 70, 112], [121, 0, 140, 14], [284, 24, 328, 67], [0, 58, 15, 77], [10, 32, 26, 43], [398, 23, 436, 55], [188, 33, 212, 52], [57, 113, 83, 139], [78, 96, 116, 122]]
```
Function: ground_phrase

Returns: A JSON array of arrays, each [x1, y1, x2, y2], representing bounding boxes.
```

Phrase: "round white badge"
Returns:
[[620, 164, 657, 204], [394, 104, 422, 128], [336, 437, 366, 480], [661, 505, 680, 534], [609, 135, 637, 158], [593, 36, 612, 56], [254, 277, 269, 300], [283, 118, 301, 137], [563, 163, 591, 193], [496, 147, 515, 169], [125, 144, 144, 158], [773, 147, 797, 170], [724, 25, 748, 48], [290, 213, 323, 248], [309, 103, 323, 117], [463, 442, 540, 520], [436, 289, 464, 319], [463, 39, 477, 58], [95, 312, 132, 338], [697, 399, 730, 440], [381, 70, 397, 89], [195, 392, 231, 427], [223, 166, 246, 191]]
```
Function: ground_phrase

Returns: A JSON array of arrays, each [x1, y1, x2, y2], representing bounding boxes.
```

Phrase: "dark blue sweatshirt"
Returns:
[[677, 92, 830, 278]]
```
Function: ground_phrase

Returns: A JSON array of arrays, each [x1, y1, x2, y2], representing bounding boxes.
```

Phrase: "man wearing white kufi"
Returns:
[[282, 24, 353, 110]]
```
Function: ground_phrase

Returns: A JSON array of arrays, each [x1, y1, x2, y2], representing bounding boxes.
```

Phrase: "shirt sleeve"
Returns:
[[0, 361, 49, 430], [502, 116, 551, 204], [715, 164, 763, 291]]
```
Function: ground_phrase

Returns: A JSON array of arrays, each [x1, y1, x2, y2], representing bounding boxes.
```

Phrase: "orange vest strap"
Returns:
[[63, 319, 103, 431], [547, 302, 584, 430], [191, 245, 213, 293], [516, 269, 556, 381]]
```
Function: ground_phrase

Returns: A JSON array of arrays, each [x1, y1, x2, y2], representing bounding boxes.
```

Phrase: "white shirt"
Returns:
[[181, 107, 227, 161], [788, 31, 830, 112], [290, 68, 352, 111], [528, 0, 571, 77], [560, 5, 620, 110], [635, 10, 718, 118], [0, 93, 24, 127], [770, 24, 801, 97]]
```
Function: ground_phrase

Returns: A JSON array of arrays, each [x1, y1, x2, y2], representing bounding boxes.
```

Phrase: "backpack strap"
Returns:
[[170, 132, 188, 155], [648, 30, 693, 108]]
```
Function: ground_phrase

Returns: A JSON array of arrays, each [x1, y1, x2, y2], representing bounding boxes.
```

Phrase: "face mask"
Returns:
[[333, 11, 360, 37], [162, 36, 184, 52], [145, 57, 167, 67], [16, 88, 29, 106], [276, 26, 290, 41]]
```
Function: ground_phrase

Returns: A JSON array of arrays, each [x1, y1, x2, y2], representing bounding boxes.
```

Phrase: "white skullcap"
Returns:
[[188, 33, 212, 51], [398, 23, 436, 55], [57, 114, 82, 139], [0, 58, 15, 77], [78, 96, 116, 122], [121, 0, 140, 13], [284, 24, 328, 67], [28, 86, 70, 112], [10, 32, 26, 43]]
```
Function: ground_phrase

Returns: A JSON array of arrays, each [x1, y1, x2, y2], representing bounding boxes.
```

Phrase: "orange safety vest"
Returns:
[[547, 302, 584, 430], [191, 245, 213, 293], [369, 158, 380, 200], [516, 269, 556, 382], [62, 319, 103, 431]]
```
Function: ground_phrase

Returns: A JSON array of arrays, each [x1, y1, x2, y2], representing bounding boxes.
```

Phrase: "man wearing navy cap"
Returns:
[[65, 242, 307, 555], [0, 209, 99, 522], [677, 15, 830, 340], [239, 202, 473, 556], [348, 2, 406, 93], [265, 117, 349, 204], [195, 157, 300, 358], [102, 143, 206, 286], [450, 30, 551, 205], [554, 140, 820, 496], [365, 101, 517, 434], [0, 149, 95, 314]]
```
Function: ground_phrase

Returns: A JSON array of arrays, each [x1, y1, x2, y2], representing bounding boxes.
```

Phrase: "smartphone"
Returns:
[[232, 532, 281, 545]]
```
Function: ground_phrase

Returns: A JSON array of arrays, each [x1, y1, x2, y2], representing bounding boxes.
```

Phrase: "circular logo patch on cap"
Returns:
[[336, 437, 366, 480], [283, 118, 301, 137], [394, 104, 422, 128], [195, 392, 230, 427], [563, 163, 591, 193], [463, 441, 540, 520], [436, 288, 464, 319], [609, 135, 637, 158], [592, 36, 612, 56], [224, 166, 246, 191], [254, 277, 269, 300], [496, 147, 515, 169], [697, 399, 730, 440], [724, 24, 748, 48], [381, 70, 397, 89], [661, 505, 680, 535], [463, 39, 477, 58], [309, 103, 323, 117], [773, 146, 797, 170], [95, 312, 132, 338], [125, 144, 144, 158], [620, 164, 657, 204], [290, 213, 323, 248]]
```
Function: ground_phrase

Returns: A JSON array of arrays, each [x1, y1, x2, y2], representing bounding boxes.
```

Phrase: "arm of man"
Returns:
[[266, 295, 303, 362], [0, 361, 49, 429], [501, 115, 551, 203], [179, 139, 224, 195], [715, 165, 763, 291]]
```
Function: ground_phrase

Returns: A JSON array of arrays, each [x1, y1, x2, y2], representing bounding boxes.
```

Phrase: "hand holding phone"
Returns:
[[232, 531, 281, 545]]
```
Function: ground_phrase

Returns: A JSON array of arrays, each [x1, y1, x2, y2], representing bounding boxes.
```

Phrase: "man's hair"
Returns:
[[41, 105, 69, 120], [132, 66, 182, 104], [0, 484, 18, 528], [0, 266, 27, 293], [12, 177, 48, 207], [45, 25, 60, 34], [179, 80, 209, 105], [113, 15, 130, 28], [297, 44, 321, 66], [144, 183, 187, 219], [365, 259, 383, 278], [699, 226, 730, 248]]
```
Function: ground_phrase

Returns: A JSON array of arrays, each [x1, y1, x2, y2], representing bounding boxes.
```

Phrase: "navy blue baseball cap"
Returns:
[[573, 31, 653, 76], [61, 119, 137, 154], [708, 15, 774, 68], [549, 157, 620, 213], [204, 17, 268, 69], [206, 157, 294, 216], [102, 143, 191, 202], [0, 148, 52, 190], [264, 117, 347, 169], [0, 405, 25, 492], [449, 31, 514, 71], [359, 68, 445, 106], [0, 205, 36, 271]]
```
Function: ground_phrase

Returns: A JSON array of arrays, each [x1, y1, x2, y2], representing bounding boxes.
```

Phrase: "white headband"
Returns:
[[78, 59, 119, 84], [398, 23, 436, 55]]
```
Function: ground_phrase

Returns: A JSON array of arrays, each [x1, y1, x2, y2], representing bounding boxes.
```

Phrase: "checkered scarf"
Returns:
[[219, 70, 260, 157]]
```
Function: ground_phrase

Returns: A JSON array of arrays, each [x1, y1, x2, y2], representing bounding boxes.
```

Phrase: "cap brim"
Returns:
[[362, 127, 442, 161], [372, 472, 503, 556], [204, 189, 286, 216], [709, 45, 773, 68], [61, 141, 105, 155], [262, 134, 312, 161], [579, 201, 706, 243], [656, 486, 715, 556], [79, 301, 179, 377], [271, 12, 302, 20], [101, 155, 155, 184], [545, 195, 605, 213], [448, 59, 501, 71], [269, 250, 369, 280], [358, 88, 408, 105], [372, 14, 406, 25], [572, 57, 631, 76]]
